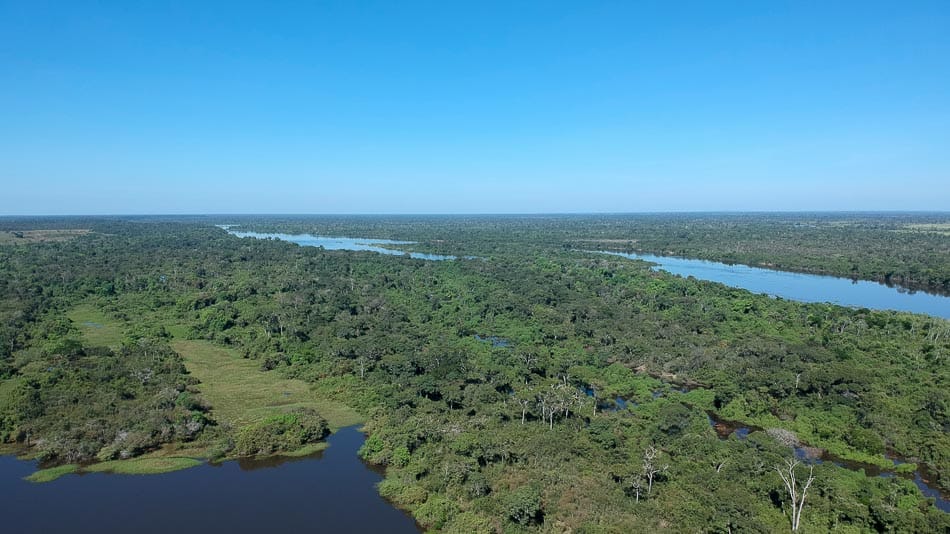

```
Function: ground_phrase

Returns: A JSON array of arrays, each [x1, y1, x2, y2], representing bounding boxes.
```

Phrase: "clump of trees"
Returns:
[[234, 409, 328, 456], [0, 337, 211, 463]]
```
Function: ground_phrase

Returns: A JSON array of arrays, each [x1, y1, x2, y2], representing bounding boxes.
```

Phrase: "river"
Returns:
[[221, 227, 460, 261], [0, 426, 420, 533], [598, 251, 949, 319], [705, 411, 949, 513], [220, 227, 949, 319]]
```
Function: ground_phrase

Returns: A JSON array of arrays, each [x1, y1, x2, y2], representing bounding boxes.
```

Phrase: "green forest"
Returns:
[[0, 214, 948, 532]]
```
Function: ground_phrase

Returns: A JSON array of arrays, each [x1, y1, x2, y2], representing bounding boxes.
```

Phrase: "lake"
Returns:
[[598, 251, 950, 319], [222, 227, 459, 261], [0, 426, 420, 533]]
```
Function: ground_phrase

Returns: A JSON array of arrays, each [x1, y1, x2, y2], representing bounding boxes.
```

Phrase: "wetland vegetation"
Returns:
[[0, 213, 948, 532]]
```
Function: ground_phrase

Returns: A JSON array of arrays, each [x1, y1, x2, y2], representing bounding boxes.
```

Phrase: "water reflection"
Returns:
[[222, 226, 460, 261], [0, 426, 421, 533], [597, 251, 949, 318]]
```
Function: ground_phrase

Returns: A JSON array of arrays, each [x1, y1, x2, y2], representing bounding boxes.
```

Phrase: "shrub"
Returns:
[[234, 409, 328, 456], [505, 485, 543, 526], [414, 495, 459, 530]]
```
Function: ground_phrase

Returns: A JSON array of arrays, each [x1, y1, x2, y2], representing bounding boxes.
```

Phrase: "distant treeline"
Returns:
[[565, 213, 950, 296], [191, 212, 950, 295]]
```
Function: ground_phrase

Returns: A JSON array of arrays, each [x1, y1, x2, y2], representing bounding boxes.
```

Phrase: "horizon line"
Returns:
[[2, 209, 950, 218]]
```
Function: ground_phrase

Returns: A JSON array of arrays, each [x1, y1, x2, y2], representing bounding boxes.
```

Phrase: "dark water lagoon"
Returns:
[[0, 426, 420, 533], [221, 226, 460, 261], [598, 251, 950, 319]]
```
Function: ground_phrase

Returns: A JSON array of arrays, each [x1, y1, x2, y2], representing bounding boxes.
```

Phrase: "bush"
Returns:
[[414, 495, 459, 530], [505, 485, 543, 526], [378, 477, 428, 506], [444, 511, 495, 534], [234, 409, 328, 456]]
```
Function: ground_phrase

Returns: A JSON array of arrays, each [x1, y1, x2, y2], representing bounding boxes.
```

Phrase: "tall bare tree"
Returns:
[[643, 445, 668, 494], [775, 458, 816, 532]]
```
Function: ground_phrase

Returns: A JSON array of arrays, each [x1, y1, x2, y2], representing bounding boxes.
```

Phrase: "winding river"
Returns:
[[598, 251, 949, 319], [221, 226, 460, 261], [0, 426, 421, 533], [219, 226, 949, 319]]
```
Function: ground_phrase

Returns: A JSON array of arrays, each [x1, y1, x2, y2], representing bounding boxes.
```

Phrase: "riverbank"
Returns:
[[595, 250, 950, 319], [20, 312, 362, 483], [1, 427, 421, 533]]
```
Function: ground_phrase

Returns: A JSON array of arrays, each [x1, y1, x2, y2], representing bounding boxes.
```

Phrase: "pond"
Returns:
[[220, 226, 460, 261], [474, 334, 511, 347], [0, 426, 421, 533], [597, 251, 950, 319]]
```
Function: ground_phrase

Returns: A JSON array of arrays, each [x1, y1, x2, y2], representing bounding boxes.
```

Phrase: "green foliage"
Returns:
[[1, 215, 948, 532], [234, 409, 328, 456], [378, 477, 429, 506], [414, 495, 459, 530], [2, 337, 210, 464], [504, 485, 543, 526], [391, 445, 411, 467], [443, 511, 496, 534], [25, 463, 79, 483]]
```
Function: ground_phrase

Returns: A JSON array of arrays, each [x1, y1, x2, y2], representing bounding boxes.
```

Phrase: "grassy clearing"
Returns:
[[278, 442, 329, 458], [0, 229, 91, 245], [67, 304, 124, 349], [23, 320, 357, 482], [25, 464, 79, 483], [164, 324, 190, 339], [84, 456, 201, 475], [26, 457, 200, 483], [901, 223, 950, 235], [172, 339, 362, 430]]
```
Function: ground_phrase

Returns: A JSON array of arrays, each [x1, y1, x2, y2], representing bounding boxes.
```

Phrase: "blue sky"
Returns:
[[1, 1, 948, 214]]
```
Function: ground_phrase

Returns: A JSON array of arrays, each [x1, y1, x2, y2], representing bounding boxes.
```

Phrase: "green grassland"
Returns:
[[903, 223, 950, 236], [26, 457, 201, 482], [67, 304, 125, 349], [25, 464, 80, 483], [0, 229, 91, 245], [84, 456, 202, 475], [65, 302, 359, 430], [172, 339, 361, 430], [22, 305, 358, 483]]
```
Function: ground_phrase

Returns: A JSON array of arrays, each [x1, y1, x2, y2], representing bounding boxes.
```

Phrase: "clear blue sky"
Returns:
[[1, 1, 948, 214]]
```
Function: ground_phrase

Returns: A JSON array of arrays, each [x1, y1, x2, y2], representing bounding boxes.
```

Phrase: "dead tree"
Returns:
[[643, 445, 667, 494], [515, 387, 535, 424], [775, 458, 816, 532], [628, 474, 644, 503]]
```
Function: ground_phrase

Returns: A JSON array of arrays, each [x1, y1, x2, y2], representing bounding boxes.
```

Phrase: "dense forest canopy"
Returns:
[[0, 214, 948, 532], [188, 212, 950, 294], [3, 212, 949, 296]]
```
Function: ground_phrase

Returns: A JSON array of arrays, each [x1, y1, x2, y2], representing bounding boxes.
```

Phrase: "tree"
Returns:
[[505, 485, 542, 526], [642, 445, 667, 495], [627, 474, 644, 503], [775, 458, 815, 532], [514, 386, 535, 424]]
